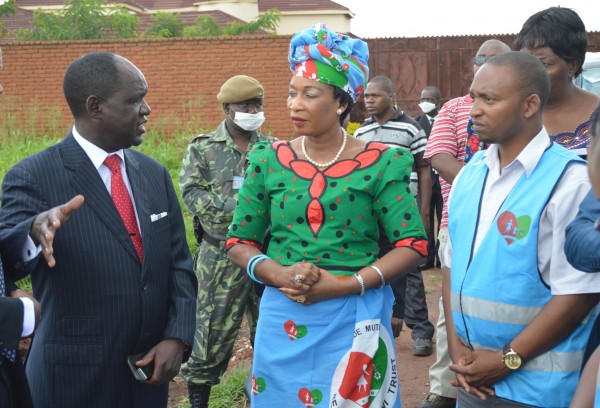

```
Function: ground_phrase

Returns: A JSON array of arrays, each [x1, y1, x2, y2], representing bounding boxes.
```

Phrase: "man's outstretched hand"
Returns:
[[30, 195, 85, 267]]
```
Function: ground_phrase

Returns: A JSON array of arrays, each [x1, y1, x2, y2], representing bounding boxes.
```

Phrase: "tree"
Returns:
[[144, 11, 186, 38], [14, 0, 138, 41], [183, 8, 280, 37], [0, 0, 17, 39]]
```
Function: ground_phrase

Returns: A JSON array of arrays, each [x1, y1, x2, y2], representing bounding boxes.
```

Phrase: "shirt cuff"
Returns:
[[23, 235, 42, 262], [19, 297, 35, 337]]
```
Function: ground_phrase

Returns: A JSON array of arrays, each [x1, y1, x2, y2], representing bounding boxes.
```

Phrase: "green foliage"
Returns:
[[222, 8, 279, 36], [178, 366, 250, 408], [183, 8, 280, 37], [6, 3, 280, 40], [0, 0, 16, 18], [207, 366, 249, 408], [182, 15, 222, 37], [144, 11, 186, 38], [0, 0, 16, 39], [14, 0, 138, 41]]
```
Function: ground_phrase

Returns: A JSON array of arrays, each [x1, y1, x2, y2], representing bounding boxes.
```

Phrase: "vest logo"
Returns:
[[497, 211, 531, 245]]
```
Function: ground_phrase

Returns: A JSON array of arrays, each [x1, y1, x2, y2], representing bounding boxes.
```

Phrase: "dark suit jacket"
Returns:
[[415, 114, 434, 137], [0, 133, 197, 408]]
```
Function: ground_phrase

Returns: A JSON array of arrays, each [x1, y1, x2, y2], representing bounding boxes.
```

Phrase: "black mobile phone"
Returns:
[[127, 352, 154, 382]]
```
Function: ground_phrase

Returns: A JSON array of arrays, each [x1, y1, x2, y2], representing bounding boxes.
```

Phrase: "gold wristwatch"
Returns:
[[502, 344, 523, 370]]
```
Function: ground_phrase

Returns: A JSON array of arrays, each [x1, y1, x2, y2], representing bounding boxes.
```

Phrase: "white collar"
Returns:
[[72, 126, 125, 170], [483, 127, 551, 177]]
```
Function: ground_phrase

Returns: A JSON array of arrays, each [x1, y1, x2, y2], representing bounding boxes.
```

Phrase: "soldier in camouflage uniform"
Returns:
[[179, 75, 276, 408]]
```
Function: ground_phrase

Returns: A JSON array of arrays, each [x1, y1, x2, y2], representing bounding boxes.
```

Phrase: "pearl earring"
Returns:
[[336, 109, 342, 115]]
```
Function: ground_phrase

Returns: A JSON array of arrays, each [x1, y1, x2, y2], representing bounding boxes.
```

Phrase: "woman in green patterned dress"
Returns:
[[226, 23, 427, 407]]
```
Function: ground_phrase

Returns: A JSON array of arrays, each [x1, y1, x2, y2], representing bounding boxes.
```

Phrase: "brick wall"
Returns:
[[1, 32, 599, 139], [0, 36, 296, 138]]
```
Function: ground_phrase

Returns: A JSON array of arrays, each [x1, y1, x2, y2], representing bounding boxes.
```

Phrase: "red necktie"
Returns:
[[104, 155, 144, 262]]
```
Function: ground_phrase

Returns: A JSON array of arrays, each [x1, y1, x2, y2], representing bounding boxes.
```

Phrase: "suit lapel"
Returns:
[[59, 134, 140, 263]]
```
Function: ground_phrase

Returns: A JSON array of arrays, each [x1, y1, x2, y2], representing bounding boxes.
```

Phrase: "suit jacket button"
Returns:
[[142, 284, 148, 291]]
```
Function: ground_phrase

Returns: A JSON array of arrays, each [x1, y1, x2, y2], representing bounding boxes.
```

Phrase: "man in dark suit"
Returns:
[[415, 85, 443, 269], [0, 52, 197, 407]]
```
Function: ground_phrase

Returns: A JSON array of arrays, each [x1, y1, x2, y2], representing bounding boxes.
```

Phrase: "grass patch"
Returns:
[[428, 274, 443, 282], [178, 366, 250, 408]]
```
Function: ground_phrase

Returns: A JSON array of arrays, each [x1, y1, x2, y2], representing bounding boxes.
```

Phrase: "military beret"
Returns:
[[217, 75, 264, 103]]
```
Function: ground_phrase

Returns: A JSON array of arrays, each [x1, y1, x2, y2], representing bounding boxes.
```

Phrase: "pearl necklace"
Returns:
[[301, 128, 348, 168]]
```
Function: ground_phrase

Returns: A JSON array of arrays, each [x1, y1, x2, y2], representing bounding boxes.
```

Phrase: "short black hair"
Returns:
[[486, 51, 550, 110], [423, 85, 441, 101], [369, 76, 395, 94], [514, 7, 587, 78], [63, 52, 122, 118], [333, 86, 354, 126]]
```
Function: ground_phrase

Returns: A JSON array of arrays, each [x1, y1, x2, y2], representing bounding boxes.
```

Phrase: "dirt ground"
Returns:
[[168, 266, 443, 408]]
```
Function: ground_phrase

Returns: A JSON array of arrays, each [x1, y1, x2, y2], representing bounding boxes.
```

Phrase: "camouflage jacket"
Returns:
[[179, 121, 276, 241]]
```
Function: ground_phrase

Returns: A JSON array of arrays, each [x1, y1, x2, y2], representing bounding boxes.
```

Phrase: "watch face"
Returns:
[[504, 353, 522, 370]]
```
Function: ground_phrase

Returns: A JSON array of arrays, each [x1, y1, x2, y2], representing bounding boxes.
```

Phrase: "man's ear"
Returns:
[[523, 94, 541, 119], [86, 95, 103, 119]]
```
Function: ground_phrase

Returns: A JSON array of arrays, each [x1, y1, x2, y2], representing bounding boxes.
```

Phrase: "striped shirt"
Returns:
[[355, 110, 428, 198], [354, 110, 427, 160], [424, 95, 473, 228]]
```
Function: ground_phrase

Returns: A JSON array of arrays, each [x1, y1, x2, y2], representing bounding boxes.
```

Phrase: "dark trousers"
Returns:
[[426, 171, 443, 267], [0, 358, 33, 408], [390, 267, 435, 340]]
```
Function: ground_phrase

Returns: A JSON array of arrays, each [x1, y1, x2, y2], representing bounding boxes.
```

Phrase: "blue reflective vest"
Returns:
[[449, 143, 594, 407]]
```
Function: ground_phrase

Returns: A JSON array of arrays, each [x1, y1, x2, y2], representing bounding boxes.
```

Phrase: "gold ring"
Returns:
[[293, 274, 303, 283], [296, 296, 306, 303]]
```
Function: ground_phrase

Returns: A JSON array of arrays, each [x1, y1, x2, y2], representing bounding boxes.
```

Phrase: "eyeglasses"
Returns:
[[473, 55, 493, 66]]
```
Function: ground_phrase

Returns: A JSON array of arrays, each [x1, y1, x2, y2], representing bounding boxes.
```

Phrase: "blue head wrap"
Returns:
[[288, 23, 369, 102]]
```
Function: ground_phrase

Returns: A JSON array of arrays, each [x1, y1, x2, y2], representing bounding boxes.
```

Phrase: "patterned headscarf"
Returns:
[[288, 23, 369, 102]]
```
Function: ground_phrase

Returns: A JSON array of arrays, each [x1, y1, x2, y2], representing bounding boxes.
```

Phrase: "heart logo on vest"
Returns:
[[298, 387, 323, 406], [252, 375, 266, 395], [497, 211, 531, 245], [284, 320, 308, 340]]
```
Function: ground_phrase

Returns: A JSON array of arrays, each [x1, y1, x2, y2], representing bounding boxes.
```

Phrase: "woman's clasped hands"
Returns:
[[278, 260, 354, 305]]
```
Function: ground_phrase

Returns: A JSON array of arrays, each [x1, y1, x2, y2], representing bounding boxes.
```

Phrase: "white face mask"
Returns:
[[233, 111, 265, 131], [418, 101, 437, 114]]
